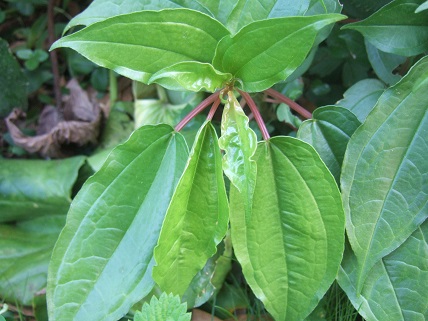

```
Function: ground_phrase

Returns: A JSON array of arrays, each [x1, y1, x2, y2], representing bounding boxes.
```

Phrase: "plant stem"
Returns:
[[109, 70, 118, 106], [207, 97, 221, 121], [238, 90, 270, 141], [175, 92, 220, 132], [264, 88, 312, 119]]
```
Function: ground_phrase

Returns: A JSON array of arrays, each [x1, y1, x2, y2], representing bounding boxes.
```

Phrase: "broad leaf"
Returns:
[[336, 79, 385, 122], [47, 125, 188, 321], [230, 137, 345, 321], [134, 293, 191, 321], [343, 0, 428, 56], [218, 91, 257, 214], [153, 121, 229, 296], [52, 9, 230, 92], [338, 220, 428, 321], [297, 106, 361, 182], [212, 14, 345, 92], [0, 156, 85, 223], [341, 56, 428, 294]]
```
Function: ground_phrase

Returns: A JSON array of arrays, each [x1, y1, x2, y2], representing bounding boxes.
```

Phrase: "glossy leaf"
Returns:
[[47, 125, 188, 321], [336, 79, 385, 122], [416, 0, 428, 12], [134, 293, 191, 321], [338, 220, 428, 321], [212, 14, 345, 92], [153, 121, 229, 296], [0, 156, 85, 223], [341, 56, 428, 295], [297, 106, 361, 182], [230, 137, 345, 321], [343, 0, 428, 56], [52, 9, 230, 92], [218, 91, 257, 214]]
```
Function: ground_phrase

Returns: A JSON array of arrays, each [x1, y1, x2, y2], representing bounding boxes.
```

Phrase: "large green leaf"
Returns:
[[297, 106, 361, 182], [218, 91, 257, 215], [212, 14, 345, 92], [153, 121, 229, 296], [47, 125, 188, 321], [340, 56, 428, 295], [338, 220, 428, 321], [52, 9, 230, 92], [230, 137, 345, 321], [343, 0, 428, 56], [0, 156, 85, 223]]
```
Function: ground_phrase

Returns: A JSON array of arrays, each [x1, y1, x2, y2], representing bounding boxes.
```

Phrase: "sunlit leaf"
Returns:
[[134, 293, 191, 321]]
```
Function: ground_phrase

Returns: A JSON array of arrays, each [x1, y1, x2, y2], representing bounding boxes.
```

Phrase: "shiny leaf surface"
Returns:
[[47, 125, 188, 321]]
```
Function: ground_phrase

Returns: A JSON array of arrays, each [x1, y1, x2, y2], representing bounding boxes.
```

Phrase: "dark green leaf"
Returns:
[[153, 121, 229, 296], [343, 0, 428, 56], [341, 0, 393, 18], [212, 14, 345, 92], [416, 0, 428, 12], [0, 156, 85, 223], [341, 56, 428, 295], [230, 137, 345, 321], [297, 106, 361, 182], [47, 125, 188, 321]]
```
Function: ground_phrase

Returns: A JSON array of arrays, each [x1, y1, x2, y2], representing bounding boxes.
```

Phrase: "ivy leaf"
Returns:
[[134, 293, 191, 321], [297, 106, 361, 182], [212, 14, 345, 92], [230, 137, 345, 321], [340, 56, 428, 295], [218, 91, 257, 215], [343, 0, 428, 56], [338, 221, 428, 320], [153, 121, 229, 296], [52, 9, 230, 92], [47, 125, 188, 321]]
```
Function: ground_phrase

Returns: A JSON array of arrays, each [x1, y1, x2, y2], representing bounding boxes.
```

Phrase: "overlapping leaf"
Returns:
[[343, 0, 428, 56], [340, 56, 428, 295], [230, 137, 345, 321], [212, 14, 345, 92], [153, 121, 229, 296], [47, 125, 188, 321]]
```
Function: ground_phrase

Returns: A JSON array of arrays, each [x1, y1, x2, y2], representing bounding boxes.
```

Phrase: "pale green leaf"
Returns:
[[338, 220, 428, 321], [47, 125, 188, 321], [134, 293, 191, 321], [343, 0, 428, 56], [341, 56, 428, 295], [153, 121, 229, 296], [230, 137, 345, 321], [212, 14, 345, 92], [297, 106, 361, 182], [52, 9, 229, 91], [416, 0, 428, 12]]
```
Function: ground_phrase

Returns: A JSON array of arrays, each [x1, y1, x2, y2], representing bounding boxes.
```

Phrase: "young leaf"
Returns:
[[212, 14, 345, 92], [52, 9, 230, 92], [134, 293, 191, 321], [47, 125, 188, 321], [218, 91, 257, 215], [297, 106, 361, 182], [343, 0, 428, 56], [230, 137, 345, 321], [341, 56, 428, 295], [153, 121, 229, 296], [338, 221, 428, 321]]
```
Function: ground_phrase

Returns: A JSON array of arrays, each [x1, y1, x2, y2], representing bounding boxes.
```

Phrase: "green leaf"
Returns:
[[338, 220, 428, 321], [336, 79, 386, 122], [297, 106, 361, 182], [153, 121, 229, 296], [343, 0, 428, 56], [212, 14, 345, 92], [47, 125, 188, 321], [340, 56, 428, 295], [365, 39, 406, 85], [416, 0, 428, 12], [134, 293, 191, 321], [52, 9, 230, 91], [0, 156, 85, 223], [230, 137, 345, 321], [218, 91, 257, 214]]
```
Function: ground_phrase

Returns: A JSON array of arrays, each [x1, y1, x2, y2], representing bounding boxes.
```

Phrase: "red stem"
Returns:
[[238, 90, 270, 141], [264, 88, 312, 119], [175, 92, 220, 132], [207, 97, 221, 121]]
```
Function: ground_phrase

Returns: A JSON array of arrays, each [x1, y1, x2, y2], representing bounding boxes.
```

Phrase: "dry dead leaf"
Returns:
[[192, 309, 223, 321]]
